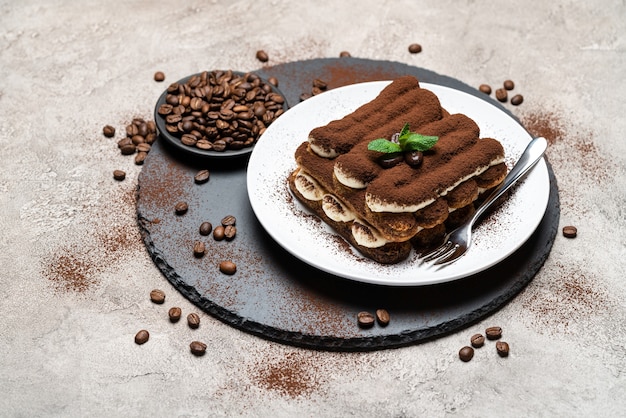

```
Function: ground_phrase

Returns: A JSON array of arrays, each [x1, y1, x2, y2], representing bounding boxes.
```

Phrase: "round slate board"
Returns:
[[137, 58, 560, 351]]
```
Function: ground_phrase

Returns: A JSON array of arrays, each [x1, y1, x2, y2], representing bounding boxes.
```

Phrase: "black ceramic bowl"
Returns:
[[154, 70, 289, 160]]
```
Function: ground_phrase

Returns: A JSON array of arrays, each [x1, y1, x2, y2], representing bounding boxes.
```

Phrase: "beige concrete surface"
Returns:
[[1, 0, 625, 416]]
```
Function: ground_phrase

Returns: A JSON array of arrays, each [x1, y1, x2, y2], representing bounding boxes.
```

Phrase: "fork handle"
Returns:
[[472, 136, 548, 224]]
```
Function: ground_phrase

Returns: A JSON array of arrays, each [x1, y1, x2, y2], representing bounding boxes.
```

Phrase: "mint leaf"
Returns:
[[367, 138, 402, 153], [403, 133, 439, 152]]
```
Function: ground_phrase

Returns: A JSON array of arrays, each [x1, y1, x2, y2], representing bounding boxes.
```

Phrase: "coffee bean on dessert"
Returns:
[[103, 125, 116, 137], [187, 312, 200, 329], [194, 169, 210, 184], [485, 326, 502, 340], [150, 289, 166, 304], [510, 94, 524, 106], [199, 222, 213, 236], [479, 84, 492, 95], [357, 311, 375, 328], [213, 225, 225, 241], [379, 153, 404, 168], [470, 333, 485, 348], [496, 341, 510, 357], [256, 50, 269, 62], [495, 88, 508, 102], [193, 241, 206, 258], [219, 260, 237, 275], [113, 170, 126, 181], [134, 330, 150, 345], [459, 346, 474, 362], [376, 309, 390, 326], [190, 341, 207, 356], [503, 79, 515, 90], [154, 71, 165, 82], [168, 306, 182, 323], [562, 225, 577, 238], [221, 215, 236, 226], [405, 151, 424, 167], [339, 51, 351, 57], [174, 201, 188, 215], [224, 225, 237, 241], [408, 43, 422, 53], [268, 76, 279, 87]]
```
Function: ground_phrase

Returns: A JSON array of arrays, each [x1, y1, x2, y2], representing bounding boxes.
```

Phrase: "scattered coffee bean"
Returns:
[[256, 50, 269, 62], [168, 306, 182, 323], [470, 333, 485, 348], [199, 221, 213, 236], [187, 312, 200, 329], [485, 326, 502, 340], [174, 201, 188, 215], [375, 309, 390, 326], [496, 341, 510, 357], [134, 330, 150, 345], [219, 260, 237, 275], [193, 241, 206, 258], [190, 341, 207, 356], [511, 94, 524, 106], [136, 143, 151, 153], [213, 225, 225, 241], [479, 84, 492, 95], [459, 346, 474, 362], [408, 43, 422, 54], [224, 225, 237, 241], [154, 71, 165, 82], [150, 289, 166, 304], [113, 170, 126, 181], [134, 151, 147, 165], [194, 169, 210, 184], [495, 88, 508, 102], [299, 92, 312, 102], [103, 125, 116, 138], [503, 79, 515, 90], [312, 79, 328, 91], [339, 51, 351, 57], [221, 215, 236, 226], [268, 76, 278, 87], [120, 144, 136, 155], [562, 225, 577, 238], [357, 311, 375, 328]]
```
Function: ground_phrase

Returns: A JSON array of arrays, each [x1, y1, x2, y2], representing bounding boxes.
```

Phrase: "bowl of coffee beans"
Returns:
[[154, 70, 289, 159]]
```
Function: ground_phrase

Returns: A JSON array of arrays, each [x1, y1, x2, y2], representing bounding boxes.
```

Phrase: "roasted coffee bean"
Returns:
[[134, 330, 150, 345], [154, 71, 165, 82], [134, 151, 147, 165], [193, 241, 206, 258], [199, 222, 213, 236], [485, 326, 502, 340], [511, 94, 524, 106], [312, 79, 327, 91], [495, 88, 508, 102], [117, 137, 132, 148], [190, 341, 207, 356], [224, 225, 237, 241], [300, 92, 312, 101], [378, 153, 403, 168], [168, 306, 182, 323], [479, 84, 492, 94], [357, 311, 375, 328], [219, 260, 237, 275], [376, 309, 390, 326], [221, 215, 236, 226], [103, 125, 116, 137], [562, 225, 577, 238], [408, 43, 422, 53], [339, 51, 351, 57], [213, 225, 225, 241], [496, 341, 510, 357], [459, 346, 474, 362], [256, 50, 269, 62], [120, 144, 136, 155], [174, 201, 188, 215], [187, 312, 200, 329], [503, 79, 515, 90], [113, 170, 126, 181], [470, 333, 485, 348], [405, 151, 423, 167], [268, 76, 278, 87], [194, 169, 210, 184], [150, 289, 166, 304]]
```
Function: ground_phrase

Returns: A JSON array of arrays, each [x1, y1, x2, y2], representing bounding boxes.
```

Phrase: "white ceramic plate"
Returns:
[[247, 81, 550, 286]]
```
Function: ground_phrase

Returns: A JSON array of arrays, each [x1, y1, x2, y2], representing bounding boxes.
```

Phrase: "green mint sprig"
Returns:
[[367, 123, 439, 153]]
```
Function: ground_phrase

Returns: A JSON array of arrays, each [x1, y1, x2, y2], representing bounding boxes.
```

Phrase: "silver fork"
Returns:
[[418, 136, 548, 267]]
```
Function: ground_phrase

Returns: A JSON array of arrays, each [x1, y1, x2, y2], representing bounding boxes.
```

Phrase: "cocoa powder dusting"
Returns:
[[520, 110, 566, 145], [250, 351, 324, 398], [44, 252, 101, 293]]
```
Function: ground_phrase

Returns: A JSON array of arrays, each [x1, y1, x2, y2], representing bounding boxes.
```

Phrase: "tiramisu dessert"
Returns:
[[288, 76, 507, 264]]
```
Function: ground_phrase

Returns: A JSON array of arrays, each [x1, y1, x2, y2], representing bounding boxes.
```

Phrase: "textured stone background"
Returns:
[[1, 1, 625, 416]]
